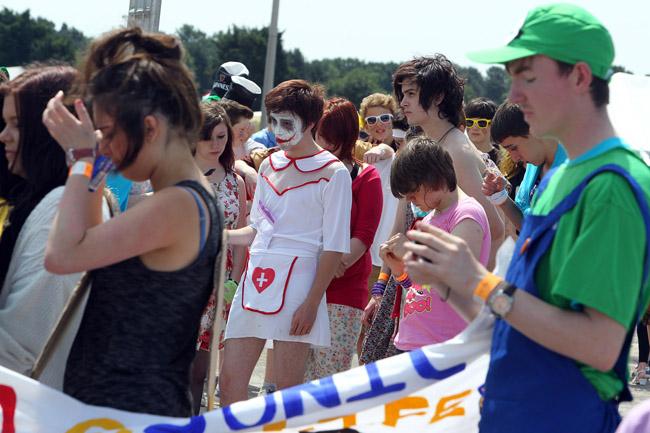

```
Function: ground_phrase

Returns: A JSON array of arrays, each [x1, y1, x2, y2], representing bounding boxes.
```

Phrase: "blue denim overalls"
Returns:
[[480, 163, 650, 433]]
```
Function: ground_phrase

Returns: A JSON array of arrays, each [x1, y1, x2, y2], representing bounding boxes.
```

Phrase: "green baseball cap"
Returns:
[[467, 3, 615, 80]]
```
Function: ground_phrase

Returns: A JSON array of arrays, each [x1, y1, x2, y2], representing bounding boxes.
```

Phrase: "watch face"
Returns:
[[491, 294, 512, 316]]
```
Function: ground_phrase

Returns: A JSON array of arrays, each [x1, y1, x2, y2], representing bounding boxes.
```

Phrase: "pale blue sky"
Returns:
[[2, 0, 648, 74]]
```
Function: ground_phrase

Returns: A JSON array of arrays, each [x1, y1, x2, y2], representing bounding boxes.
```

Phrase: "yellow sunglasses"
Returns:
[[466, 118, 492, 128]]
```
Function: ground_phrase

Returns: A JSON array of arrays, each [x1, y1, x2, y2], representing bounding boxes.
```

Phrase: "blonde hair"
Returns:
[[359, 93, 398, 126]]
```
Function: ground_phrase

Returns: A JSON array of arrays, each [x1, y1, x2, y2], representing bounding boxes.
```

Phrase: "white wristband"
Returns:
[[68, 161, 93, 178], [487, 188, 509, 206]]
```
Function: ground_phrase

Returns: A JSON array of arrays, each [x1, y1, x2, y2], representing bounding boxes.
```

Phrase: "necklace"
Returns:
[[435, 126, 456, 144]]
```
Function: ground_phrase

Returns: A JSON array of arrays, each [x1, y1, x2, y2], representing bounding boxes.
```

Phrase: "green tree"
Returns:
[[326, 67, 385, 107], [0, 8, 89, 66], [458, 66, 486, 103], [483, 66, 510, 104], [176, 24, 217, 92]]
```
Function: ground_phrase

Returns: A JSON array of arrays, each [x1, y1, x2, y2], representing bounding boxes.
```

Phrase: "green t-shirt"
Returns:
[[530, 139, 650, 401]]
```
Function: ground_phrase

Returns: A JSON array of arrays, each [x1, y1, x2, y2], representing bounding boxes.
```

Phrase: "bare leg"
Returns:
[[220, 337, 265, 406], [272, 340, 310, 390], [190, 350, 210, 414]]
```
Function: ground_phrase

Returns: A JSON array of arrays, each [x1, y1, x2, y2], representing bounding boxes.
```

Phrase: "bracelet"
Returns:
[[378, 272, 390, 282], [371, 281, 387, 296], [440, 286, 451, 302], [68, 161, 93, 178], [473, 272, 503, 303]]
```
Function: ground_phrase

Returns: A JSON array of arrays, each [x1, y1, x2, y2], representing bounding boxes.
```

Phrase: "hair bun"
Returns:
[[92, 27, 182, 70]]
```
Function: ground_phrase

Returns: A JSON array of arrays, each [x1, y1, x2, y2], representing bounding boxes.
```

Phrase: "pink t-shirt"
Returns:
[[394, 195, 491, 351]]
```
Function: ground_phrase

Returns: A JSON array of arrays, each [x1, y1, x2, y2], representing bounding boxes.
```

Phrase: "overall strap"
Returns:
[[534, 166, 559, 198], [536, 164, 650, 402]]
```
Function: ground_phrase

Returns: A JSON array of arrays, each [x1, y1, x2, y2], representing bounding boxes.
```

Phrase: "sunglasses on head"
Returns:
[[365, 113, 393, 125], [465, 118, 491, 128]]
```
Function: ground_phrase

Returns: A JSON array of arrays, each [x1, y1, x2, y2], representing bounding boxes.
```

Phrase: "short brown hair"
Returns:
[[264, 79, 324, 134], [217, 99, 254, 125], [390, 136, 457, 198]]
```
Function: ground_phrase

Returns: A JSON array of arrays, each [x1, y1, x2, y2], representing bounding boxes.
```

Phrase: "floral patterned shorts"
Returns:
[[304, 303, 363, 381]]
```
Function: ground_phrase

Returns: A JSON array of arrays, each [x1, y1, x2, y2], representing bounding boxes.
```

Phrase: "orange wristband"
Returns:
[[68, 161, 93, 178], [395, 272, 409, 283], [473, 272, 503, 303], [378, 272, 390, 282]]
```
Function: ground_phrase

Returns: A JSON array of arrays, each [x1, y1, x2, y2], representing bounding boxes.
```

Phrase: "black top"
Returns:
[[64, 180, 222, 417]]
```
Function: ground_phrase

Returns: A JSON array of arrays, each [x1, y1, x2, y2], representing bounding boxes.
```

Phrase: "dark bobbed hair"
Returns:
[[0, 65, 77, 286], [200, 102, 235, 171], [393, 54, 465, 127], [555, 60, 609, 107], [465, 97, 498, 119], [490, 101, 530, 144], [317, 97, 359, 163], [264, 79, 324, 134], [217, 99, 253, 125], [75, 27, 201, 170], [390, 136, 457, 198]]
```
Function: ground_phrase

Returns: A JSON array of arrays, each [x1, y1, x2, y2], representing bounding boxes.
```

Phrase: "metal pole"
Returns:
[[127, 0, 161, 32], [260, 0, 280, 128]]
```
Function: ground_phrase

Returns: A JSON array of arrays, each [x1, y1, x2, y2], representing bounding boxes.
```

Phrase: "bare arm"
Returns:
[[335, 238, 367, 278], [226, 226, 256, 246], [482, 171, 523, 230], [290, 251, 342, 335], [449, 145, 504, 266], [498, 198, 524, 231], [404, 223, 626, 372], [230, 174, 248, 281], [45, 179, 199, 274]]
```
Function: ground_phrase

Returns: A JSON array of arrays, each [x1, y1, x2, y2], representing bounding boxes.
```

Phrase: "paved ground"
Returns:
[[214, 338, 650, 417]]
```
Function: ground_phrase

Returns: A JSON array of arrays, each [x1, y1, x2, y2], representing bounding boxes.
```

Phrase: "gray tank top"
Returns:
[[64, 180, 222, 417]]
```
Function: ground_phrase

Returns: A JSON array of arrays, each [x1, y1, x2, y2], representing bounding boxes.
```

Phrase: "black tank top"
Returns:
[[64, 180, 222, 417]]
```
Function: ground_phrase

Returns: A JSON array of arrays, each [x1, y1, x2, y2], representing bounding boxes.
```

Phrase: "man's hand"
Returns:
[[482, 171, 508, 196], [290, 301, 319, 336]]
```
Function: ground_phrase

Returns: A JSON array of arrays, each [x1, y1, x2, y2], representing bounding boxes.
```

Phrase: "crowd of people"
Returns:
[[1, 3, 649, 432]]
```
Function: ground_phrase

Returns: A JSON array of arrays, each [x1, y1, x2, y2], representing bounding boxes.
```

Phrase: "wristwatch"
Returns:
[[66, 148, 95, 166], [487, 281, 517, 318]]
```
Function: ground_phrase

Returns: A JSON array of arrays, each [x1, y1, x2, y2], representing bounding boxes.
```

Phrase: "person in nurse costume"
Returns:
[[219, 80, 352, 405]]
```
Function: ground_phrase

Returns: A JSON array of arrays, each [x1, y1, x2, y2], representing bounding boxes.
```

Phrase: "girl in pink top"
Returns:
[[380, 136, 491, 351]]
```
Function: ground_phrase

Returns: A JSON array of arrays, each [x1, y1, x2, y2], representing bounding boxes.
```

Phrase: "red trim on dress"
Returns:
[[261, 174, 331, 196], [269, 150, 339, 173], [241, 256, 299, 315]]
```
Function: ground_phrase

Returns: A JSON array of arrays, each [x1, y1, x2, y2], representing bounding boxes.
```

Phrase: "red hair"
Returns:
[[317, 97, 359, 162]]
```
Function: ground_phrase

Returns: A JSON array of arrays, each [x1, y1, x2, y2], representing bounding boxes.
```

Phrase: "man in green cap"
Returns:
[[401, 4, 650, 432]]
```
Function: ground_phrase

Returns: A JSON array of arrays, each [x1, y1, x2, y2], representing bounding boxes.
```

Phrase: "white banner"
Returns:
[[0, 311, 493, 433]]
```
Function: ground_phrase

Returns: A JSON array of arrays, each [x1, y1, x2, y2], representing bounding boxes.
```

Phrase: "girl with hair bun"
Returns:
[[42, 28, 222, 416]]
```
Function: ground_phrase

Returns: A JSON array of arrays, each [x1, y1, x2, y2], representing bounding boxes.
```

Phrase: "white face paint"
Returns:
[[270, 111, 304, 150]]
